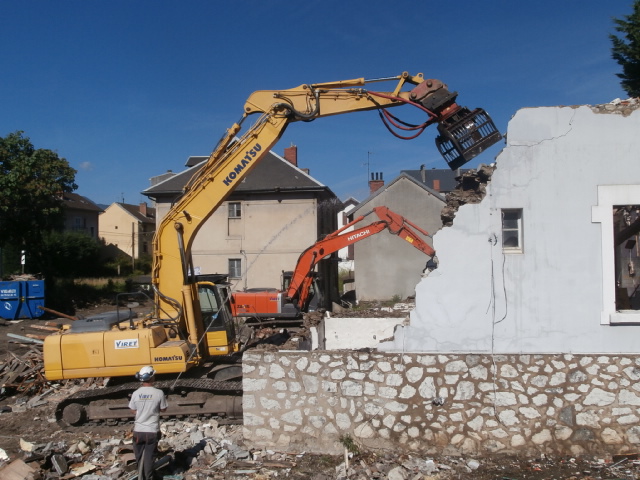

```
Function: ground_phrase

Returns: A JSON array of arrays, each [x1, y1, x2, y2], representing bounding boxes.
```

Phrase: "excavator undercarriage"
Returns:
[[56, 378, 242, 427]]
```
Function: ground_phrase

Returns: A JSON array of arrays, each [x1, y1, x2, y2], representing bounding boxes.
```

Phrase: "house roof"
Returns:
[[61, 192, 103, 212], [342, 197, 360, 208], [115, 203, 156, 224], [400, 167, 468, 193], [142, 150, 333, 200], [352, 172, 445, 216]]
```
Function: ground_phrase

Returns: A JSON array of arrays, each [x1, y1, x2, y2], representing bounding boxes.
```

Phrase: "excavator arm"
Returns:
[[288, 206, 435, 313], [152, 72, 501, 354]]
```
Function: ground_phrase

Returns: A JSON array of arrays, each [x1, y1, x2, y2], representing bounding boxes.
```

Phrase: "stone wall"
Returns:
[[242, 350, 640, 456]]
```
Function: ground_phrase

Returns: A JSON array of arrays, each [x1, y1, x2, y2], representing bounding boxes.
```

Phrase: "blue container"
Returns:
[[25, 280, 45, 319], [0, 281, 21, 320], [0, 280, 46, 319]]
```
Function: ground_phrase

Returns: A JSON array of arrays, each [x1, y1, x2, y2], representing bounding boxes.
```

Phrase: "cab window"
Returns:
[[198, 285, 224, 331]]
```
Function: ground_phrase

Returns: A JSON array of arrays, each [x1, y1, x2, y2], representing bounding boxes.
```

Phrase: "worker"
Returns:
[[129, 366, 168, 480]]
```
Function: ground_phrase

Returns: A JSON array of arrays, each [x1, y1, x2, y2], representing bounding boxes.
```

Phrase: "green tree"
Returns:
[[610, 1, 640, 97], [0, 131, 77, 255], [36, 231, 101, 278]]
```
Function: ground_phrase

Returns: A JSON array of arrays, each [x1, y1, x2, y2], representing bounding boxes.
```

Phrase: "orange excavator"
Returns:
[[231, 206, 435, 321]]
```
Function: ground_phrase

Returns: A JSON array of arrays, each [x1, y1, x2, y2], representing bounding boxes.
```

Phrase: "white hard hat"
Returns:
[[135, 366, 156, 382]]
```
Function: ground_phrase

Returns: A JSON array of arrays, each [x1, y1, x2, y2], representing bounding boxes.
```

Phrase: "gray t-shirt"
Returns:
[[129, 385, 168, 433]]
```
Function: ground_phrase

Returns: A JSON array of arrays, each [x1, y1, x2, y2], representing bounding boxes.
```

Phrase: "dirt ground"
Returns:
[[0, 305, 132, 461], [2, 307, 640, 479]]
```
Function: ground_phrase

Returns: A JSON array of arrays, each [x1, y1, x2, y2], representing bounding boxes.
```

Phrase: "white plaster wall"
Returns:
[[323, 317, 406, 350], [380, 104, 640, 354]]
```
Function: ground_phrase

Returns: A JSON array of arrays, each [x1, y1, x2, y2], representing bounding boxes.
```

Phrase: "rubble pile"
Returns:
[[5, 317, 640, 478], [441, 165, 495, 227], [4, 400, 640, 480], [0, 348, 48, 398], [591, 97, 640, 116], [329, 301, 415, 319]]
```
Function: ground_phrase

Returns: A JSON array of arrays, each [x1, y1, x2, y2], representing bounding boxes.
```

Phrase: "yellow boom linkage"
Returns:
[[153, 72, 501, 361]]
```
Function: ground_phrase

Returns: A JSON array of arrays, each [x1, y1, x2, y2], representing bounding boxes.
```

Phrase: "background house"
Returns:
[[142, 145, 344, 309], [335, 196, 359, 297], [336, 197, 360, 265], [380, 100, 640, 354], [99, 202, 156, 260], [401, 166, 469, 195], [349, 171, 445, 302], [60, 192, 102, 239]]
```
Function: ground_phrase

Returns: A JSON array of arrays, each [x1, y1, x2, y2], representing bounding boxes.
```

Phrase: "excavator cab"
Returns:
[[195, 276, 239, 356], [435, 107, 502, 170], [282, 271, 323, 313]]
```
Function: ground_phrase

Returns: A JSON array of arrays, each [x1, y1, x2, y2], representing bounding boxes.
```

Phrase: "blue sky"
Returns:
[[1, 1, 632, 206]]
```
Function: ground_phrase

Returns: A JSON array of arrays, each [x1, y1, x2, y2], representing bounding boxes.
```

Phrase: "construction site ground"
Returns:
[[1, 306, 640, 479]]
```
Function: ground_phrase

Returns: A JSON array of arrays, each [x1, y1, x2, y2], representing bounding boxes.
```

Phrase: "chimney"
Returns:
[[139, 202, 147, 216], [420, 164, 426, 183], [369, 172, 384, 194], [432, 179, 440, 192], [284, 144, 298, 167]]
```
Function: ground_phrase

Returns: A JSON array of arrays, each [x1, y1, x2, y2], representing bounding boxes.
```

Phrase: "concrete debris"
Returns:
[[0, 458, 36, 480], [2, 399, 640, 480], [441, 164, 495, 226], [591, 97, 640, 116], [330, 300, 414, 319], [18, 439, 34, 453], [2, 380, 496, 479]]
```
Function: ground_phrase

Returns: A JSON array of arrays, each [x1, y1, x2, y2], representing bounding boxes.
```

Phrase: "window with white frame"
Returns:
[[592, 185, 640, 325], [228, 258, 242, 278], [502, 209, 523, 253], [228, 202, 241, 219]]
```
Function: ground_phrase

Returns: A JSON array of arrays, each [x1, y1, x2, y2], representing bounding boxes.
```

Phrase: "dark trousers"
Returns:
[[133, 431, 159, 480]]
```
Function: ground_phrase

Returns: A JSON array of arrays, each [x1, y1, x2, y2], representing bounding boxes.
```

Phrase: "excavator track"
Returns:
[[56, 378, 243, 427]]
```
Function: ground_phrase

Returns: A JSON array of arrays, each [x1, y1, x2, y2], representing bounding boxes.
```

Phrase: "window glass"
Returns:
[[613, 205, 640, 311], [229, 258, 241, 278], [228, 202, 241, 218], [502, 209, 523, 252], [198, 284, 223, 331]]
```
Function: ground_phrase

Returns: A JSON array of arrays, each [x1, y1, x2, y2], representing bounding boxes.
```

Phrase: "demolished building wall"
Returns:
[[242, 350, 640, 456], [379, 101, 640, 354]]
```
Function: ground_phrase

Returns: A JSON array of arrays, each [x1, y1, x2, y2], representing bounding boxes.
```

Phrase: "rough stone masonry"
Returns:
[[242, 351, 640, 456]]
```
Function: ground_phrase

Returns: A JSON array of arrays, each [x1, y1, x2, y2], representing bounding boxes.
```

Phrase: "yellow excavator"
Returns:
[[43, 72, 502, 426]]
